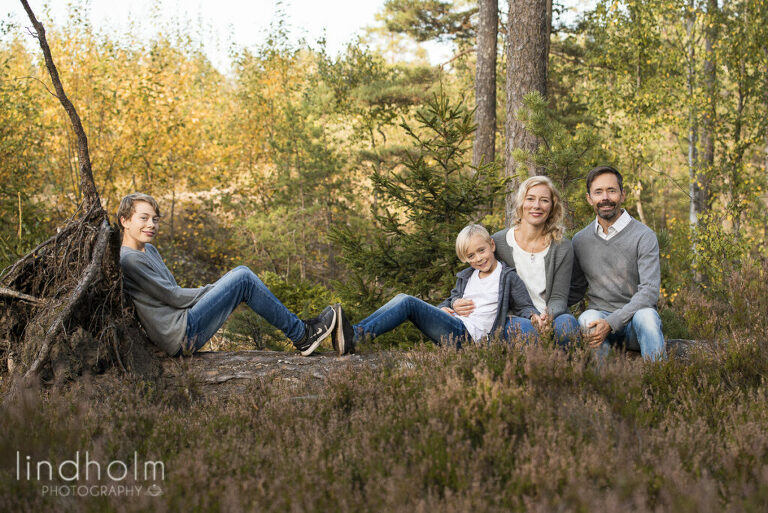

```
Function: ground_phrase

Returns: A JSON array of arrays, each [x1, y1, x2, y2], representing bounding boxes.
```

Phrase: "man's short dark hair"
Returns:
[[586, 165, 623, 194]]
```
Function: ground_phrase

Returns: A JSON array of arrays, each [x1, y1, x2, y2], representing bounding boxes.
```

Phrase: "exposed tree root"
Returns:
[[1, 1, 164, 403]]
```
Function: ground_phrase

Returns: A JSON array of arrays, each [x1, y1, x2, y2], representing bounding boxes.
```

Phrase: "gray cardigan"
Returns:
[[437, 261, 538, 336], [491, 228, 574, 319]]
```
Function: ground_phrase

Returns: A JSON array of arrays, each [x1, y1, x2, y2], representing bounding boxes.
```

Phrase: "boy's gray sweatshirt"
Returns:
[[437, 261, 538, 336], [569, 218, 661, 332], [120, 244, 213, 355]]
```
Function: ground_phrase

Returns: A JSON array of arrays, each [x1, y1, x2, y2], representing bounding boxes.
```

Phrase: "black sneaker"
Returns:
[[331, 303, 355, 355], [295, 306, 337, 356]]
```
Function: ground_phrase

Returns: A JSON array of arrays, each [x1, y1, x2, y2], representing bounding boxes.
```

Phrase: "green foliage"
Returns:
[[222, 270, 341, 351], [155, 202, 240, 287], [378, 0, 477, 43], [512, 91, 610, 229], [331, 90, 507, 316]]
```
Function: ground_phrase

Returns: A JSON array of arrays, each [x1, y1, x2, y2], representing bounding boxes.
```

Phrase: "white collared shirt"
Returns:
[[595, 209, 632, 240]]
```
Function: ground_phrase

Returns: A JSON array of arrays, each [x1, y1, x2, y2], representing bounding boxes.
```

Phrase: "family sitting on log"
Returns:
[[118, 165, 665, 361]]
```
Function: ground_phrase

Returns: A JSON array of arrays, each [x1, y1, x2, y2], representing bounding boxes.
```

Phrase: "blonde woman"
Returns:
[[453, 176, 579, 346]]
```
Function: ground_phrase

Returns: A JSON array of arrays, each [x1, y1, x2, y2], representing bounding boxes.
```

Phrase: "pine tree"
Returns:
[[330, 89, 507, 310]]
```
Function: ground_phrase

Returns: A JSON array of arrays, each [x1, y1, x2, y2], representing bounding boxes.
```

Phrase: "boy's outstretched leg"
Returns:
[[184, 266, 335, 355], [353, 293, 467, 347]]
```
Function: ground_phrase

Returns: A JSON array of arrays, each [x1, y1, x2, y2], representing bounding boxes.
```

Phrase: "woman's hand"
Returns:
[[452, 298, 475, 316], [440, 307, 456, 316], [532, 312, 550, 330]]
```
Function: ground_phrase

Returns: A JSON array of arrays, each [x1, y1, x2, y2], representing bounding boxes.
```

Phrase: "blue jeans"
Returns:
[[553, 313, 580, 347], [354, 293, 536, 347], [354, 294, 468, 347], [183, 266, 305, 353], [578, 308, 664, 361], [502, 316, 538, 343]]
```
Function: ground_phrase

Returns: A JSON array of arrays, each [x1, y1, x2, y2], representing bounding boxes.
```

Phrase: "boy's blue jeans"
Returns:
[[578, 308, 665, 361], [354, 293, 537, 347], [182, 266, 306, 353]]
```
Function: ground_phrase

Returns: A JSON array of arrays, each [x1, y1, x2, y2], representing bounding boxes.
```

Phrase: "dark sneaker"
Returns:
[[331, 303, 355, 355], [295, 306, 337, 356]]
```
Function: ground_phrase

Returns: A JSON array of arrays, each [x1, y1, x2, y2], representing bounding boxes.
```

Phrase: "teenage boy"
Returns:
[[117, 192, 340, 357], [333, 224, 540, 348], [569, 166, 665, 360]]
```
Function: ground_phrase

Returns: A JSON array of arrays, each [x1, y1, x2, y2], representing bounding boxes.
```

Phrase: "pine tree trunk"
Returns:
[[472, 0, 498, 169], [504, 0, 550, 225]]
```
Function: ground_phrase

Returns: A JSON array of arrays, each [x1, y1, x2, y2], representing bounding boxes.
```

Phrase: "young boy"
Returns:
[[117, 192, 342, 356], [336, 224, 541, 348]]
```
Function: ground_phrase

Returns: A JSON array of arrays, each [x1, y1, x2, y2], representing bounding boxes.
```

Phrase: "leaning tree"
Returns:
[[0, 1, 162, 402]]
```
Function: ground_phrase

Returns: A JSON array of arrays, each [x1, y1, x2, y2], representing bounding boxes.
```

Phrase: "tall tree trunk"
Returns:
[[686, 0, 699, 230], [504, 0, 551, 225], [472, 0, 498, 169], [698, 0, 717, 217]]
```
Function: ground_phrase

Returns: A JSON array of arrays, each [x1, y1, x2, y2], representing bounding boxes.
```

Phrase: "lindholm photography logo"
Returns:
[[16, 451, 165, 497]]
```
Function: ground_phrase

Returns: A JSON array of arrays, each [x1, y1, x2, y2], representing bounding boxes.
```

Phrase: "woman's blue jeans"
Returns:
[[552, 313, 580, 347], [354, 293, 537, 347], [182, 266, 305, 353]]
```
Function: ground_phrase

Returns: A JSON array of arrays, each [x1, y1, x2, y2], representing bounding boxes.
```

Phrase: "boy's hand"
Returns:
[[452, 298, 475, 316], [440, 307, 456, 316]]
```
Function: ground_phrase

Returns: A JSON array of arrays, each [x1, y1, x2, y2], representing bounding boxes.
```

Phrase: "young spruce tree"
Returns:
[[331, 90, 507, 312]]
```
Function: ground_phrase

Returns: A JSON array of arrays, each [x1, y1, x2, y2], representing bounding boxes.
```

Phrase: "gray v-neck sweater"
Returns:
[[569, 218, 661, 332], [492, 229, 574, 319]]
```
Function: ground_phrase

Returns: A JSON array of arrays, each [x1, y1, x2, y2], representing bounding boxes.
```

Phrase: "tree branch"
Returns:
[[20, 0, 101, 212], [0, 286, 42, 304]]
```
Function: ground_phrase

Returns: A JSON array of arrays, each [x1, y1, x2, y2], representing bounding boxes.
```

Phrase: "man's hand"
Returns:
[[585, 319, 611, 347], [440, 307, 456, 316], [452, 298, 475, 317]]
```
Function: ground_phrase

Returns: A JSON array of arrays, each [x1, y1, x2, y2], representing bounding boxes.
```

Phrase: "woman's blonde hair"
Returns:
[[512, 175, 564, 241], [455, 224, 492, 262], [116, 193, 161, 232]]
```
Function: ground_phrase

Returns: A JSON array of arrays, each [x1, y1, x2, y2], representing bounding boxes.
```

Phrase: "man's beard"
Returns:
[[596, 201, 619, 220]]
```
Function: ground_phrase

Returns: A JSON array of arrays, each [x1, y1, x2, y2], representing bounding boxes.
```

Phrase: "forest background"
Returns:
[[3, 1, 768, 511], [1, 0, 766, 348]]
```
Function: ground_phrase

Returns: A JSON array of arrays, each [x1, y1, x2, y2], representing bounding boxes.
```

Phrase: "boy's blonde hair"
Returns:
[[116, 193, 161, 232], [512, 175, 565, 242], [455, 224, 493, 262]]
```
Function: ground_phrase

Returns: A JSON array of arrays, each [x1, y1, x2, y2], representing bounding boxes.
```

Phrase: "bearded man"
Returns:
[[569, 166, 665, 360]]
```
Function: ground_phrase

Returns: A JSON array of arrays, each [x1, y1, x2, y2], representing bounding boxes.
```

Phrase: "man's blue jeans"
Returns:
[[578, 308, 664, 361], [183, 266, 305, 353], [354, 293, 537, 347]]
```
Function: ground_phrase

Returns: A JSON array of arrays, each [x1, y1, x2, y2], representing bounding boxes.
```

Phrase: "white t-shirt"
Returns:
[[457, 263, 502, 341], [507, 228, 549, 314]]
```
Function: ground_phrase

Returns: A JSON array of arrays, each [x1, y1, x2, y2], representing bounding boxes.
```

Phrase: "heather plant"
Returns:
[[3, 309, 768, 512]]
